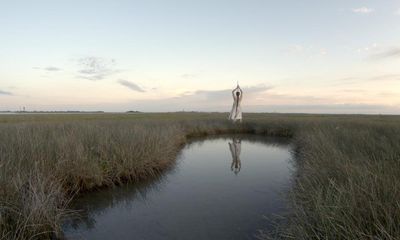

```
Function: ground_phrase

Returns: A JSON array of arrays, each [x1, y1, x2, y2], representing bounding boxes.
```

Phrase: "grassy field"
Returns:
[[0, 112, 399, 239]]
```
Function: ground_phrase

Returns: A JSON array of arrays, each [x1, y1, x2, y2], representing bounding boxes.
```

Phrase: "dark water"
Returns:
[[63, 135, 293, 240]]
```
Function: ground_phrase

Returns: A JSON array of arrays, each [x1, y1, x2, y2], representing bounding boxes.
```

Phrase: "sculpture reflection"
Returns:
[[229, 138, 242, 174]]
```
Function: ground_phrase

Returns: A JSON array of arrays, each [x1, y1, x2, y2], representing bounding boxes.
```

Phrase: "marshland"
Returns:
[[1, 112, 400, 239]]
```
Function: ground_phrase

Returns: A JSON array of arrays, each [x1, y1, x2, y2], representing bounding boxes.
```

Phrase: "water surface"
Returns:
[[63, 135, 293, 240]]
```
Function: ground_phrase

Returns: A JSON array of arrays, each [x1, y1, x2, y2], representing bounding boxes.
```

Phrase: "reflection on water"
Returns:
[[62, 135, 293, 240], [229, 138, 242, 174]]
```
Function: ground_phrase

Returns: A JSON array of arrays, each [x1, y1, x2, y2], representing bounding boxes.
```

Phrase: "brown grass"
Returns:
[[0, 112, 400, 239]]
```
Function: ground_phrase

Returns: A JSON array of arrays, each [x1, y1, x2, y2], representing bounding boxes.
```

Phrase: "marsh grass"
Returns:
[[284, 123, 400, 239], [0, 113, 400, 239]]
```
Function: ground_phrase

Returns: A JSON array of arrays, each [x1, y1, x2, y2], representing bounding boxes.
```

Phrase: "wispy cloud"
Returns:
[[112, 89, 399, 114], [76, 57, 118, 80], [44, 66, 61, 71], [334, 73, 400, 84], [396, 8, 400, 15], [114, 85, 275, 111], [177, 85, 273, 102], [368, 74, 400, 81], [246, 104, 399, 114], [352, 7, 374, 14], [0, 90, 12, 95], [378, 91, 399, 97], [320, 48, 328, 55], [370, 47, 400, 60], [181, 73, 197, 79], [118, 79, 145, 92], [33, 66, 62, 71]]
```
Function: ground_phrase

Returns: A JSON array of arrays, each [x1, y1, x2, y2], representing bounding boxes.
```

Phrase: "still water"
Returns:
[[63, 135, 293, 240]]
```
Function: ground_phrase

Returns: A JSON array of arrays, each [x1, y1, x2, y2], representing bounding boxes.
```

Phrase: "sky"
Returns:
[[1, 0, 400, 114]]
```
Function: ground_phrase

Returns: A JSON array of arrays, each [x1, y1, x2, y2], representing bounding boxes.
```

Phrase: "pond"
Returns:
[[62, 135, 294, 240]]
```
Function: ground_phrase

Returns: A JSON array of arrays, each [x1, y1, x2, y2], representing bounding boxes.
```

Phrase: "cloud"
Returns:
[[172, 85, 333, 108], [352, 7, 374, 14], [378, 91, 399, 97], [341, 89, 365, 93], [44, 66, 61, 71], [96, 94, 400, 114], [370, 47, 400, 60], [0, 90, 12, 95], [107, 84, 275, 112], [245, 104, 400, 114], [76, 57, 118, 80], [118, 79, 145, 92], [181, 73, 197, 79], [336, 76, 358, 82], [368, 74, 400, 81], [33, 66, 62, 71], [319, 48, 328, 55], [177, 85, 273, 102], [396, 9, 400, 15], [334, 74, 400, 85]]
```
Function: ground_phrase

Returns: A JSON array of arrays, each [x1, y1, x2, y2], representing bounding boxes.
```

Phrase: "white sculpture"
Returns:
[[228, 84, 243, 123]]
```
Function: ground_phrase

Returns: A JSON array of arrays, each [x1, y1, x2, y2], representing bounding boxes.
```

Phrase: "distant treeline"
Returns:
[[0, 110, 106, 113], [0, 110, 147, 114]]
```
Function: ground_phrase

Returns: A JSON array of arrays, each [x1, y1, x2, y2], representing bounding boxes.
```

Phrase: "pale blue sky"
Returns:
[[1, 0, 400, 113]]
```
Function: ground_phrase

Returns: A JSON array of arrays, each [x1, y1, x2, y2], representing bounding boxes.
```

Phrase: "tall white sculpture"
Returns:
[[228, 84, 243, 122]]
